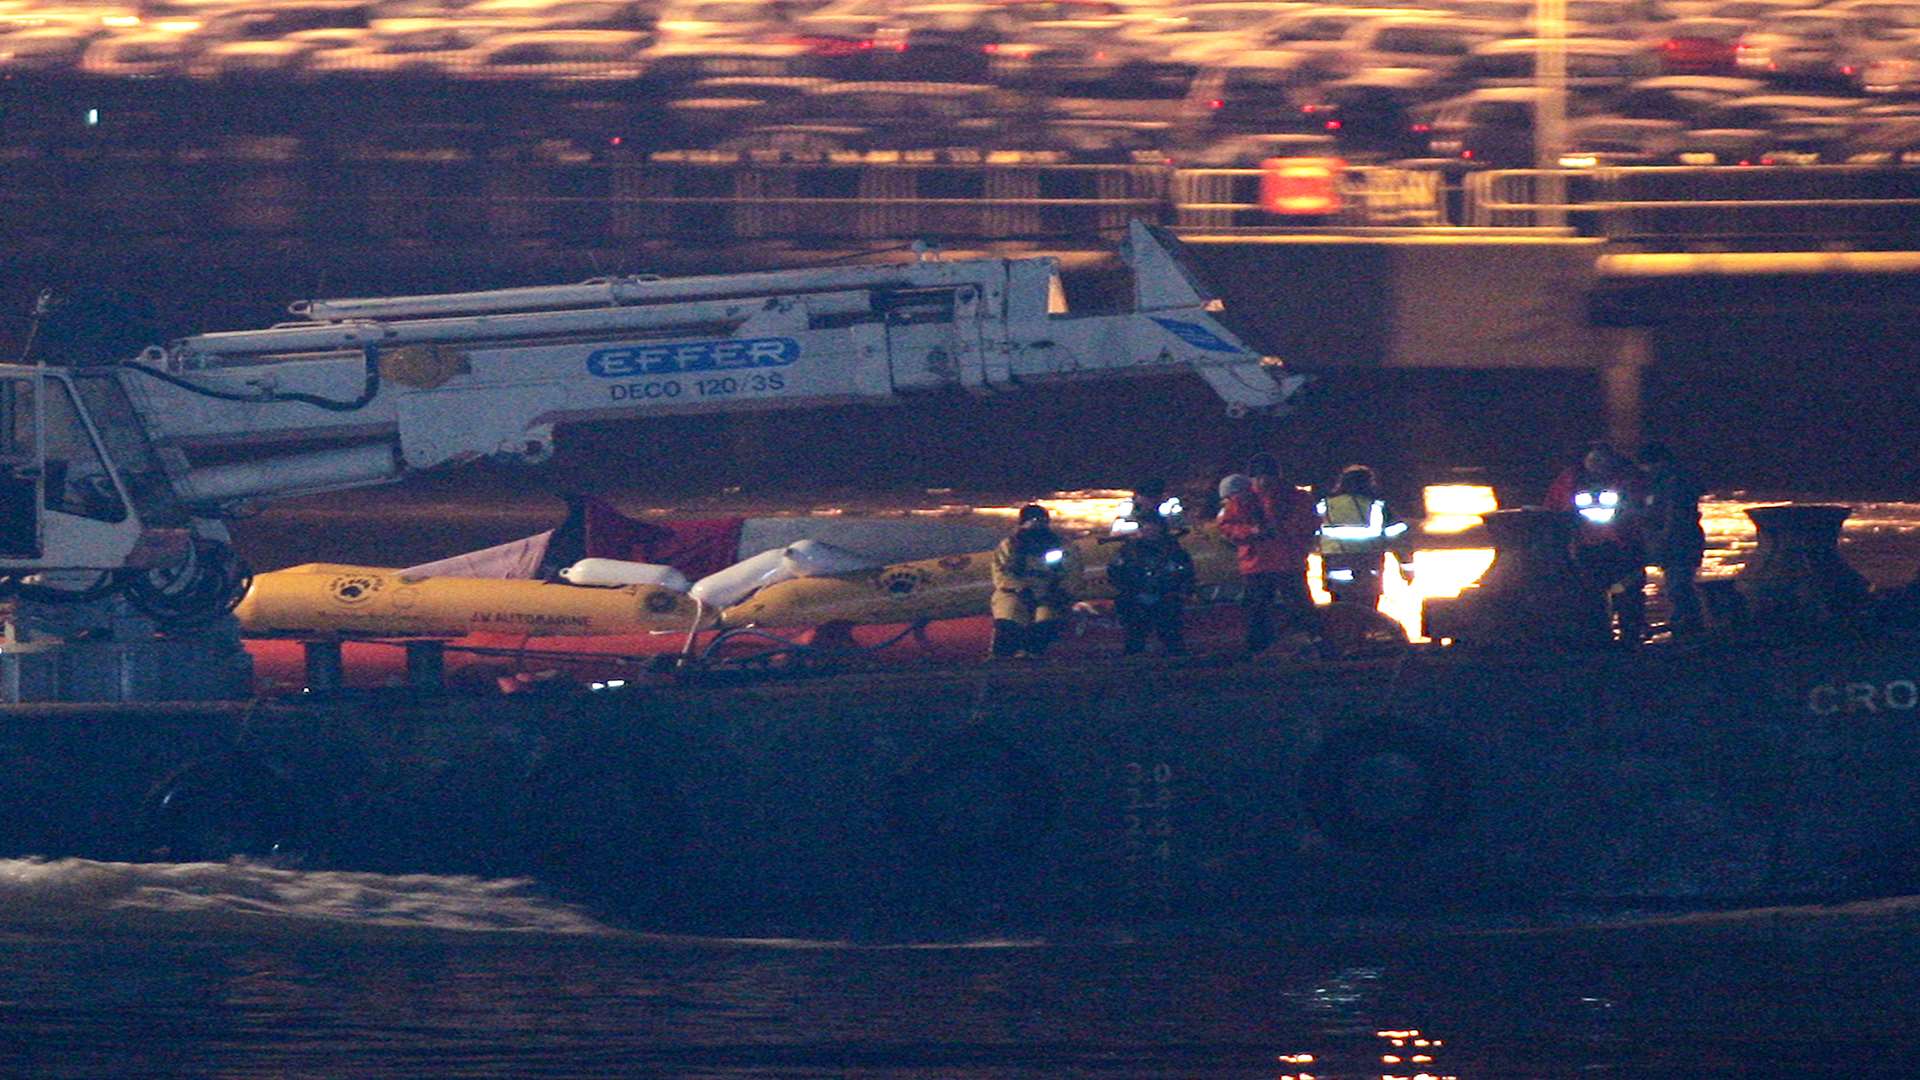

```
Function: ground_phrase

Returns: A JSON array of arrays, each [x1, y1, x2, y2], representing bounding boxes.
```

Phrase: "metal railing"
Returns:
[[4, 150, 1918, 248], [1464, 166, 1920, 248], [0, 154, 1175, 243], [1170, 166, 1446, 228]]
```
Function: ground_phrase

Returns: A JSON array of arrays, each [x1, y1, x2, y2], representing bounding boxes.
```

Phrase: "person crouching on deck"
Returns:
[[990, 504, 1082, 658]]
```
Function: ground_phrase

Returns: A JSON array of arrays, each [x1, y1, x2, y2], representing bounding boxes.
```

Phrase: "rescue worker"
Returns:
[[1106, 510, 1195, 655], [1316, 464, 1414, 611], [1545, 442, 1650, 642], [1129, 479, 1187, 533], [1111, 478, 1189, 540], [989, 504, 1082, 658], [1638, 442, 1706, 635], [1217, 453, 1321, 655]]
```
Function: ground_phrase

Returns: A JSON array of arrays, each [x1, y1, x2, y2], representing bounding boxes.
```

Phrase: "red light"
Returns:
[[981, 42, 1000, 53], [1324, 120, 1341, 130], [609, 136, 622, 145], [1411, 123, 1430, 132], [1737, 158, 1752, 166], [1841, 65, 1855, 75], [1208, 98, 1224, 109], [1462, 149, 1473, 159], [1258, 156, 1343, 215]]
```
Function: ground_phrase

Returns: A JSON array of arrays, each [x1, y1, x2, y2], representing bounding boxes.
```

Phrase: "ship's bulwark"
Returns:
[[2, 636, 1916, 938]]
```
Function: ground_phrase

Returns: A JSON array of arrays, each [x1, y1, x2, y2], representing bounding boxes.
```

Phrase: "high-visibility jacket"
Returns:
[[989, 530, 1082, 624], [1317, 493, 1413, 558]]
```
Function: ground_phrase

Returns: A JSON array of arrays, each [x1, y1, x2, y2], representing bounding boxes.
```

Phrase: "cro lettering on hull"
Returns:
[[1807, 678, 1920, 716]]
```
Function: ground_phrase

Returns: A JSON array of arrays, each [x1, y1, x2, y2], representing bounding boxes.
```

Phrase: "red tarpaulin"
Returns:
[[579, 496, 743, 581]]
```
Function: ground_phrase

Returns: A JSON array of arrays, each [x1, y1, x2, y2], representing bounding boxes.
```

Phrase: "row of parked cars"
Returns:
[[0, 0, 1916, 168]]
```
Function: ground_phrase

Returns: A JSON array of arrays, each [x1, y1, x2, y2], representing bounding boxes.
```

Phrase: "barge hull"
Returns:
[[1, 636, 1916, 936]]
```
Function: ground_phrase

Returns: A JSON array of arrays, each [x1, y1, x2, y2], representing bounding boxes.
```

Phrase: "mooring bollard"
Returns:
[[1422, 508, 1609, 648], [1736, 504, 1870, 628]]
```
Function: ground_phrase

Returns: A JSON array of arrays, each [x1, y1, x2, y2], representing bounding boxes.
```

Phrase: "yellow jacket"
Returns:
[[989, 531, 1082, 624], [1317, 493, 1413, 558]]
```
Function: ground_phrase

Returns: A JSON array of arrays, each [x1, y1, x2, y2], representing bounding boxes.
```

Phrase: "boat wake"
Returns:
[[0, 857, 611, 936]]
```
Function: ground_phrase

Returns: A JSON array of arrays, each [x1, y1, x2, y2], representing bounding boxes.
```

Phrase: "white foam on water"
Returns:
[[0, 857, 611, 936]]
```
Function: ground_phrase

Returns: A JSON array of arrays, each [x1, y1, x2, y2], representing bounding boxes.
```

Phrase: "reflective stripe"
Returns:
[[1579, 506, 1617, 524], [1321, 499, 1388, 540], [1327, 568, 1355, 582], [1382, 521, 1408, 538]]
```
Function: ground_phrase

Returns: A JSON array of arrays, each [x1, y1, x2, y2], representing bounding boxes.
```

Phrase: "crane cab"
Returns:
[[0, 365, 190, 575]]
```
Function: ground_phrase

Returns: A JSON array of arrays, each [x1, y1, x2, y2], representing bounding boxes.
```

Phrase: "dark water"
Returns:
[[4, 857, 1920, 1078]]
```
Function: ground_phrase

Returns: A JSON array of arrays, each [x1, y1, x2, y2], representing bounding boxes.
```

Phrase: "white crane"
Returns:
[[0, 223, 1301, 629]]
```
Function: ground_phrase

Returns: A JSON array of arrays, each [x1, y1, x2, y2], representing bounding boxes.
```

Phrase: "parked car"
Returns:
[[1665, 124, 1770, 162], [77, 30, 195, 76], [865, 4, 1022, 81], [1139, 2, 1311, 62], [463, 0, 655, 31], [1015, 57, 1204, 125], [199, 2, 371, 43], [1653, 17, 1745, 74], [661, 74, 829, 141], [1188, 51, 1320, 132], [646, 40, 812, 84], [306, 19, 537, 76], [436, 28, 651, 79], [1179, 129, 1339, 164], [1695, 91, 1868, 129], [1317, 14, 1512, 78], [1554, 0, 1652, 37], [1611, 73, 1766, 123], [1735, 10, 1905, 86], [991, 117, 1174, 162], [188, 38, 338, 76], [0, 26, 95, 71], [1557, 115, 1686, 163], [1421, 85, 1551, 165], [766, 79, 1007, 148], [1856, 36, 1920, 94], [1840, 114, 1920, 163], [1315, 65, 1450, 158], [654, 0, 786, 46], [1455, 37, 1664, 99]]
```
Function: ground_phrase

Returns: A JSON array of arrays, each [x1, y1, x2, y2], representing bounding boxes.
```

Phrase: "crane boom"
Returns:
[[0, 223, 1301, 627]]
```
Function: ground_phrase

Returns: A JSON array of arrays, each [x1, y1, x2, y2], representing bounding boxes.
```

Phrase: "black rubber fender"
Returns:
[[135, 753, 307, 864], [1302, 721, 1470, 854], [889, 726, 1061, 866]]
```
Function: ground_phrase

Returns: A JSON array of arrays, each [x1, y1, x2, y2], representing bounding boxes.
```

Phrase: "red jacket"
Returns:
[[1217, 481, 1320, 574]]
